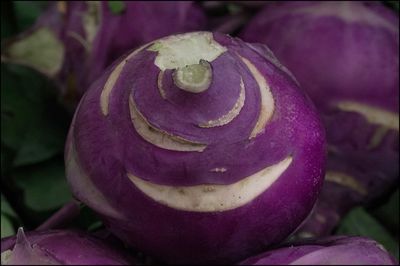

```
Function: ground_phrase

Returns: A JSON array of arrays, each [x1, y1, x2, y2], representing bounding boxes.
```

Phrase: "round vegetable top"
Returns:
[[67, 31, 325, 213]]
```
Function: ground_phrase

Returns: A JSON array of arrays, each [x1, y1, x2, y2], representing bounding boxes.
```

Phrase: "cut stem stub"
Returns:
[[173, 59, 212, 93]]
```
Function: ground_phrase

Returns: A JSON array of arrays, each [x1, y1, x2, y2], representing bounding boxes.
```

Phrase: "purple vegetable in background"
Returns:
[[241, 1, 399, 237], [64, 31, 326, 264], [239, 235, 398, 265], [0, 228, 134, 265], [2, 1, 206, 110]]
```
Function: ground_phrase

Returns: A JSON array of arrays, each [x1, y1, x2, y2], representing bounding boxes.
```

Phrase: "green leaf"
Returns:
[[13, 158, 72, 212], [1, 145, 14, 176], [13, 1, 49, 32], [107, 1, 125, 15], [336, 207, 399, 260], [3, 27, 65, 77], [1, 64, 70, 166], [70, 205, 102, 231], [1, 214, 15, 238], [383, 1, 400, 12], [1, 2, 17, 39], [227, 3, 242, 15], [1, 194, 17, 218], [370, 189, 399, 238], [88, 221, 103, 232]]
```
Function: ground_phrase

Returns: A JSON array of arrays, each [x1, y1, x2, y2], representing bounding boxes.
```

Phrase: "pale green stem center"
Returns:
[[173, 60, 212, 93]]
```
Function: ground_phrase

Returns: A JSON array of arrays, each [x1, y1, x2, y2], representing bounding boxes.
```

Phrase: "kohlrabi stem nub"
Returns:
[[173, 59, 212, 93]]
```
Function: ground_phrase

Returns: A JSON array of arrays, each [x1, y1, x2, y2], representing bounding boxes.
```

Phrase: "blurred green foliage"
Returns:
[[12, 157, 72, 211], [336, 207, 399, 260], [1, 64, 69, 166], [384, 1, 400, 12], [371, 189, 399, 239], [1, 195, 18, 238], [108, 1, 125, 15]]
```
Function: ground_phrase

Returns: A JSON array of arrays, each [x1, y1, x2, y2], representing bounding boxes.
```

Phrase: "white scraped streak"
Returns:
[[65, 139, 123, 219], [336, 101, 399, 131], [199, 78, 246, 127], [238, 55, 275, 139], [157, 71, 167, 99], [127, 156, 292, 212], [1, 251, 12, 265], [100, 44, 149, 116], [325, 171, 367, 196], [129, 95, 207, 152], [147, 32, 227, 71]]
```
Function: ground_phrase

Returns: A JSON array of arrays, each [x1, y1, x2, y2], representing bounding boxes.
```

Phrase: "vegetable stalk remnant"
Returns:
[[241, 1, 399, 237], [65, 31, 326, 264]]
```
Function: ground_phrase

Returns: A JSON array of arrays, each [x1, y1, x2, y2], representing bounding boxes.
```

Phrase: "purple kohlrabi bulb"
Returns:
[[241, 1, 399, 237], [239, 236, 398, 265], [65, 31, 326, 264], [0, 228, 135, 265]]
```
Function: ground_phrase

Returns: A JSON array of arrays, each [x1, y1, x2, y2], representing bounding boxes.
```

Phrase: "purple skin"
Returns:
[[240, 1, 399, 237], [35, 201, 81, 231], [0, 228, 135, 265], [239, 236, 399, 265], [65, 31, 326, 264], [2, 1, 206, 109]]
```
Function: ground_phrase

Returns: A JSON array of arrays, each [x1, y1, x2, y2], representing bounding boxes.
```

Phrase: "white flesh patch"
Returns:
[[129, 95, 207, 152], [336, 101, 399, 131], [65, 138, 123, 219], [1, 250, 12, 265], [238, 55, 275, 139], [3, 228, 60, 265], [100, 44, 149, 116], [199, 78, 246, 128], [147, 32, 227, 71], [325, 171, 367, 196], [3, 27, 64, 77], [210, 167, 227, 173], [82, 1, 101, 52], [127, 156, 292, 212]]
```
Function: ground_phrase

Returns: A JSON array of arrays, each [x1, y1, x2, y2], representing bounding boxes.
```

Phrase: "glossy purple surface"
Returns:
[[66, 32, 326, 264], [239, 236, 398, 265], [1, 230, 134, 265]]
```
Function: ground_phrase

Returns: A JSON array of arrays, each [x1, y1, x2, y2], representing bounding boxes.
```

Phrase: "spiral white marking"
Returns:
[[238, 55, 275, 139], [129, 95, 207, 152], [157, 70, 167, 99], [199, 78, 246, 128], [100, 44, 149, 116], [127, 156, 292, 212]]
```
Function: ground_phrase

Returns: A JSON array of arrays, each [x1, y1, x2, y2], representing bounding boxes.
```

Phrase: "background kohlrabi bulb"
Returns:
[[240, 1, 399, 237], [239, 235, 399, 265], [1, 228, 134, 265], [65, 31, 326, 264], [2, 1, 206, 109]]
